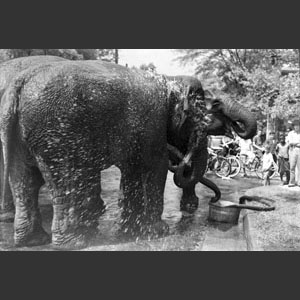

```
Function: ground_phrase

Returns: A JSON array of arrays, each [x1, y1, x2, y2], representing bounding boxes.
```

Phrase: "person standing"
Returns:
[[276, 135, 290, 185], [237, 137, 255, 177], [286, 119, 300, 187], [261, 144, 275, 186], [265, 132, 278, 164], [253, 129, 265, 152]]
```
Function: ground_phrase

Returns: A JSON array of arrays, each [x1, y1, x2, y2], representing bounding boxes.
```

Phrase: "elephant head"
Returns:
[[166, 76, 209, 188], [166, 76, 257, 189], [204, 90, 257, 139]]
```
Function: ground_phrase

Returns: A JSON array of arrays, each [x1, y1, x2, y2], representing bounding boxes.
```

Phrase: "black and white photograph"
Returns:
[[0, 49, 299, 251]]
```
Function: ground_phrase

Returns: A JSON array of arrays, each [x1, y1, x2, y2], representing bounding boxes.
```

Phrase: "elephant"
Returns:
[[0, 56, 220, 249], [0, 57, 257, 250], [0, 56, 107, 223], [0, 56, 69, 221], [164, 76, 257, 213]]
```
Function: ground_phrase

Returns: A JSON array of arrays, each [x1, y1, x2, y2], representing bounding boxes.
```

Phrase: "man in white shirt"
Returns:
[[237, 137, 255, 177], [286, 119, 300, 187]]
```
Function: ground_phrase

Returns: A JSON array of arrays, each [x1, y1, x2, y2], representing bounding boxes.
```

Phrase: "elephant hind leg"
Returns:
[[48, 173, 103, 250], [11, 164, 50, 247], [119, 158, 169, 239], [0, 186, 15, 223], [0, 137, 15, 222]]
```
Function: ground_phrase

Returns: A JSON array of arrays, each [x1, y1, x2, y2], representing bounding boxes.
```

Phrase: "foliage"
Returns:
[[139, 62, 157, 73], [0, 49, 118, 63], [175, 49, 300, 122]]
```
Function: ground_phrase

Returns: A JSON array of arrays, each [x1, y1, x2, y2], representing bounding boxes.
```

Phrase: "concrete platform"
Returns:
[[201, 185, 300, 251], [201, 210, 249, 251]]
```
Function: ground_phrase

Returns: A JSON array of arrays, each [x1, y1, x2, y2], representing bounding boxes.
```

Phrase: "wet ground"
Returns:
[[0, 167, 270, 251]]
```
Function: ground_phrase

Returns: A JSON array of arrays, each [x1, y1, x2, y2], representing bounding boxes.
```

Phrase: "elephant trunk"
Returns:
[[222, 98, 257, 139], [173, 147, 208, 189]]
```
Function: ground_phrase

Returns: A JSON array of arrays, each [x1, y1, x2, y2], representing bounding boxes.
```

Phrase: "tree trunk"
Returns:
[[115, 49, 119, 64], [266, 112, 270, 140]]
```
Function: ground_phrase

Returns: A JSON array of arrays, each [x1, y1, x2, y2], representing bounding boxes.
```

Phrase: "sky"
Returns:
[[118, 49, 196, 76]]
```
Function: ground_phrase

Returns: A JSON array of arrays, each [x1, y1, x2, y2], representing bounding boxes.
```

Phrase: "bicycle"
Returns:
[[236, 151, 261, 177], [206, 148, 231, 178], [221, 142, 241, 178], [236, 149, 278, 179]]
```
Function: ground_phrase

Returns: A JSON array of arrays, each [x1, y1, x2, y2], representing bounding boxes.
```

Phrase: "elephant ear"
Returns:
[[167, 81, 187, 131], [173, 84, 204, 130]]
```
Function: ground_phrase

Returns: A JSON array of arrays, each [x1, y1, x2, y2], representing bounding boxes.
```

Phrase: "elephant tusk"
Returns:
[[183, 151, 193, 166]]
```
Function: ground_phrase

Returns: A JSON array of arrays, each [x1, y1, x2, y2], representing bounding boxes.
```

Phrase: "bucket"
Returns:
[[208, 196, 275, 225], [209, 201, 242, 224]]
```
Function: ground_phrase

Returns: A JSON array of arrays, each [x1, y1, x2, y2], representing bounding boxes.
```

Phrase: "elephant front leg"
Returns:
[[120, 160, 169, 239], [180, 184, 199, 214], [180, 177, 221, 213], [12, 166, 50, 247]]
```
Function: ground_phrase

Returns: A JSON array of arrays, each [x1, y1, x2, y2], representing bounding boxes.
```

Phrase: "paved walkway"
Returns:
[[201, 210, 249, 251], [201, 185, 300, 251]]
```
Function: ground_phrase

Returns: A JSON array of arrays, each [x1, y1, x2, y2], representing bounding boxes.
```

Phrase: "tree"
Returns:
[[139, 62, 157, 73], [175, 49, 300, 136], [75, 49, 98, 60], [0, 49, 83, 62], [0, 49, 120, 63], [98, 49, 119, 63]]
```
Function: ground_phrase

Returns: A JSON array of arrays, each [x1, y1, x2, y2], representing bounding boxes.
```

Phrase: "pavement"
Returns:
[[201, 209, 252, 251], [201, 184, 300, 251]]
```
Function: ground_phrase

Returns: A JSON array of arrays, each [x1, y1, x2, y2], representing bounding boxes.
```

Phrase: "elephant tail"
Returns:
[[0, 82, 21, 210]]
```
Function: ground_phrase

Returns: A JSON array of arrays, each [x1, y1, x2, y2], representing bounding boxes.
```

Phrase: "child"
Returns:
[[261, 144, 275, 186], [276, 135, 290, 185]]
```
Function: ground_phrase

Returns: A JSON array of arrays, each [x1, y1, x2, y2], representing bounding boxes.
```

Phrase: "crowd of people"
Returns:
[[207, 119, 300, 187]]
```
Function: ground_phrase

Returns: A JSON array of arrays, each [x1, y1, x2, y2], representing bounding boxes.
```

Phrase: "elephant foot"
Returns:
[[15, 227, 51, 248], [0, 208, 15, 223], [51, 226, 98, 250], [180, 195, 199, 214], [143, 220, 169, 239], [119, 217, 169, 240]]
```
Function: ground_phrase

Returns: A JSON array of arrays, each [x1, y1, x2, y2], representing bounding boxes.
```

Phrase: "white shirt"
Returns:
[[262, 152, 274, 171], [209, 136, 223, 149], [238, 138, 252, 153], [286, 131, 300, 145]]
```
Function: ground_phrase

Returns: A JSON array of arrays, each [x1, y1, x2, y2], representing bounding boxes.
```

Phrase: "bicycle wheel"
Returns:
[[254, 159, 263, 179], [214, 157, 231, 178], [226, 156, 241, 178]]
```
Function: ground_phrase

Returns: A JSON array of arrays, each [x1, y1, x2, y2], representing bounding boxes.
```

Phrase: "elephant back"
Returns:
[[0, 59, 171, 167], [0, 56, 67, 97]]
